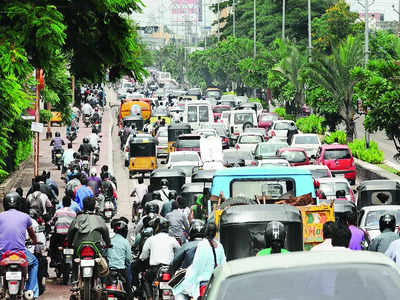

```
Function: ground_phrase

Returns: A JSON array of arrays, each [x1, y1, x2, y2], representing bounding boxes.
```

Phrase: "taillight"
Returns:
[[161, 273, 171, 281], [125, 146, 129, 152], [313, 178, 320, 188], [80, 246, 95, 258], [37, 217, 44, 225], [270, 130, 276, 137], [235, 144, 240, 150], [251, 161, 257, 166]]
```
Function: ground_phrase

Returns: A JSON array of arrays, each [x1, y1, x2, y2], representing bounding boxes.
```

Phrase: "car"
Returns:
[[257, 158, 290, 168], [296, 165, 333, 179], [203, 251, 400, 300], [155, 127, 168, 157], [229, 109, 257, 140], [199, 123, 230, 149], [358, 205, 400, 239], [212, 105, 231, 122], [253, 141, 289, 160], [268, 120, 298, 142], [235, 133, 265, 152], [291, 133, 321, 158], [165, 151, 202, 169], [257, 112, 280, 130], [175, 134, 201, 153], [277, 147, 310, 166], [315, 144, 356, 185], [244, 127, 268, 140], [235, 102, 263, 117], [223, 149, 255, 167], [319, 177, 355, 203]]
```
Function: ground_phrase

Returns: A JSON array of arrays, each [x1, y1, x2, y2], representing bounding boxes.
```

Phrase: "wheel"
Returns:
[[92, 157, 96, 166], [243, 122, 253, 130], [62, 263, 70, 285], [57, 164, 61, 170], [82, 278, 91, 300]]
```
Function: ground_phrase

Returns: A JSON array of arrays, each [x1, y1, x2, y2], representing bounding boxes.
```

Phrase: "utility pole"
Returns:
[[233, 0, 236, 37], [204, 0, 207, 49], [392, 1, 400, 37], [282, 0, 285, 40], [253, 0, 256, 98], [34, 69, 40, 178], [307, 0, 312, 62], [217, 0, 220, 42]]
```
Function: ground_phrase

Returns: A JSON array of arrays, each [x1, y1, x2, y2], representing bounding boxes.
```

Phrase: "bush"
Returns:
[[296, 114, 326, 134], [15, 137, 32, 167], [40, 109, 52, 124], [348, 138, 384, 164], [273, 107, 286, 118], [323, 130, 347, 144]]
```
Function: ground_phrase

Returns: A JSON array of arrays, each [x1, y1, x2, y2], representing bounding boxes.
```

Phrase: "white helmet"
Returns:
[[90, 167, 97, 176]]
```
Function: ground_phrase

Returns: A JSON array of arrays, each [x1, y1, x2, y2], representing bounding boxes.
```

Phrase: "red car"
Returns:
[[314, 144, 356, 185], [212, 105, 231, 122], [277, 147, 310, 166], [258, 112, 280, 130]]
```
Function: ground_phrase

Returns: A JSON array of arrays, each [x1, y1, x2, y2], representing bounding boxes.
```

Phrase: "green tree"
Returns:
[[153, 43, 186, 83]]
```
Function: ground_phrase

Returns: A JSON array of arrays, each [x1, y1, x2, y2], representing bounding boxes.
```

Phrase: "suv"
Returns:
[[314, 144, 356, 185], [229, 109, 257, 142], [268, 120, 298, 143]]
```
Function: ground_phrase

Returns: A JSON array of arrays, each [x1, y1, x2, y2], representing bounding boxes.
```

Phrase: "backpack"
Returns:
[[29, 192, 44, 215]]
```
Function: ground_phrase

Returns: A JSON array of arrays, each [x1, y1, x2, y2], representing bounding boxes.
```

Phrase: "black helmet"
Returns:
[[151, 217, 169, 234], [3, 192, 22, 211], [152, 191, 161, 201], [189, 219, 205, 240], [160, 179, 168, 186], [28, 208, 40, 220], [55, 132, 61, 137], [83, 137, 89, 143], [379, 214, 396, 232], [264, 221, 286, 248], [145, 202, 159, 215], [168, 190, 177, 201], [111, 218, 129, 238]]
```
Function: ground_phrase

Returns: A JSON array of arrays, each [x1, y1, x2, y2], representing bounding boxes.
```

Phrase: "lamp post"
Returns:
[[253, 0, 256, 98]]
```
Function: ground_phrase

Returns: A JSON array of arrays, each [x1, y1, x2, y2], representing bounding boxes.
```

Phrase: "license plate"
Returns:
[[159, 282, 171, 289], [80, 259, 95, 267], [56, 154, 62, 157], [107, 297, 117, 300], [6, 272, 21, 280], [105, 211, 112, 217], [36, 225, 45, 233], [63, 248, 74, 255]]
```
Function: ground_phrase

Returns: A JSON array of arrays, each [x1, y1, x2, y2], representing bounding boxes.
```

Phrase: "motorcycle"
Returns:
[[92, 146, 100, 166], [152, 265, 172, 300], [102, 270, 127, 300], [54, 238, 73, 285], [53, 148, 64, 170], [92, 122, 101, 135], [67, 128, 77, 143], [82, 156, 90, 175], [0, 250, 33, 300], [83, 114, 91, 128]]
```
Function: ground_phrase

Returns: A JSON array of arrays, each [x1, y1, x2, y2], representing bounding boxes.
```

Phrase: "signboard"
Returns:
[[31, 122, 44, 133], [171, 0, 198, 15]]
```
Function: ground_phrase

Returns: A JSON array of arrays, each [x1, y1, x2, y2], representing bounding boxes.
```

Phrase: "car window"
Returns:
[[294, 135, 319, 144], [260, 114, 278, 122], [231, 179, 294, 199], [324, 149, 351, 160], [365, 210, 400, 227], [280, 150, 307, 163], [274, 122, 290, 130], [187, 106, 197, 122], [239, 135, 263, 144], [199, 106, 209, 122], [234, 113, 253, 124]]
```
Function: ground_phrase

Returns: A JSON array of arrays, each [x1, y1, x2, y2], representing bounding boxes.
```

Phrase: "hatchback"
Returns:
[[277, 147, 310, 166]]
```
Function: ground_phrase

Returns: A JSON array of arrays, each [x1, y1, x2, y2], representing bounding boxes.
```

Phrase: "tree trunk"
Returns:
[[344, 119, 355, 143]]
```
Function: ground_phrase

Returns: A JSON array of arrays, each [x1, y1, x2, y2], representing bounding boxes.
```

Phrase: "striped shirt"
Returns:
[[51, 207, 76, 234]]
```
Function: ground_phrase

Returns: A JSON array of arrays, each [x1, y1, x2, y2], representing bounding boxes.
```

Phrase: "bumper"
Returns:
[[157, 146, 169, 156], [331, 169, 356, 181]]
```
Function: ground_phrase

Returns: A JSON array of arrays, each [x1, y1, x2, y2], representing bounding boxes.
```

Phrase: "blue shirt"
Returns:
[[107, 234, 133, 270], [56, 201, 81, 213], [0, 209, 32, 253], [74, 185, 94, 209]]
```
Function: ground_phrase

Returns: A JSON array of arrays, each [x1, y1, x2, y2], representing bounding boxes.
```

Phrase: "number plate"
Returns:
[[36, 225, 45, 233], [159, 282, 171, 289], [63, 248, 74, 255], [80, 259, 95, 267], [6, 272, 21, 280], [105, 211, 112, 217]]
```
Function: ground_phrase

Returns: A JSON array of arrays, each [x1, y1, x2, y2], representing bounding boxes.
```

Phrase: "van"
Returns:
[[183, 101, 213, 130], [229, 109, 257, 140]]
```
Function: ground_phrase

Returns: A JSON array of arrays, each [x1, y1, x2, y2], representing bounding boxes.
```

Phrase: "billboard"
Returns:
[[171, 0, 198, 15]]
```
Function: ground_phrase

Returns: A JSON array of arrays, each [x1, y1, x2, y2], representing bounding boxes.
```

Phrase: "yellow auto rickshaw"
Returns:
[[122, 115, 144, 133], [168, 123, 191, 153], [50, 111, 62, 126], [128, 136, 157, 178], [119, 100, 151, 126]]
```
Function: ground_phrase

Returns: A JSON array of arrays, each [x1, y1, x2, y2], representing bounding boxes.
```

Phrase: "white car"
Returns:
[[165, 151, 203, 169], [291, 133, 321, 158], [229, 109, 257, 139], [296, 165, 332, 179], [319, 177, 355, 203], [359, 205, 400, 239], [235, 133, 265, 152], [268, 120, 297, 142], [257, 158, 290, 168], [155, 127, 168, 157]]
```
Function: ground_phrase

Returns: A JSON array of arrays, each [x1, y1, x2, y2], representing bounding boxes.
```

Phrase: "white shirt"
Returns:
[[88, 133, 100, 149], [26, 218, 46, 254], [158, 187, 171, 202], [131, 183, 148, 203], [140, 232, 180, 266], [82, 103, 93, 115], [310, 239, 350, 252], [63, 148, 75, 167]]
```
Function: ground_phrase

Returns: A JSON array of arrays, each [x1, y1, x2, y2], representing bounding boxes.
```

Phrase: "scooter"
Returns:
[[102, 270, 127, 300], [54, 238, 73, 285]]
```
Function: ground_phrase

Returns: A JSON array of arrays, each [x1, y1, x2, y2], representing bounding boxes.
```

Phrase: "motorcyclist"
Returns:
[[257, 221, 289, 255], [81, 101, 94, 117], [50, 131, 65, 163], [161, 190, 177, 217], [156, 179, 171, 202], [0, 192, 39, 299], [74, 175, 94, 210], [134, 201, 160, 237], [78, 137, 94, 161], [67, 196, 112, 281], [166, 201, 190, 244], [91, 107, 102, 124], [62, 143, 75, 174], [88, 127, 100, 150], [26, 182, 53, 222], [140, 217, 180, 300], [88, 167, 102, 196], [101, 176, 117, 209], [369, 214, 399, 253], [107, 218, 133, 296]]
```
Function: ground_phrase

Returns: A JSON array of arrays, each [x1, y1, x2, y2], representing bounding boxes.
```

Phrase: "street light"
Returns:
[[253, 0, 256, 98]]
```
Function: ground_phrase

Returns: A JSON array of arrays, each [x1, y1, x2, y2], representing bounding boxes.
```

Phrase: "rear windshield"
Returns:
[[260, 114, 278, 122], [274, 122, 292, 130], [320, 182, 350, 196], [187, 106, 197, 122], [130, 143, 156, 157], [223, 151, 253, 161], [259, 143, 288, 155], [234, 113, 253, 124], [324, 149, 351, 160], [206, 91, 220, 98], [280, 150, 307, 163], [213, 106, 231, 114], [170, 154, 199, 163], [199, 106, 209, 122], [309, 168, 331, 178], [294, 135, 319, 144], [245, 128, 266, 135], [239, 135, 263, 144], [365, 210, 400, 227], [177, 137, 200, 148], [231, 179, 295, 199]]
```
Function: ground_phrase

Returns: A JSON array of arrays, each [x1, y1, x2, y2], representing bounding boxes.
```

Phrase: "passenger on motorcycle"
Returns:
[[26, 182, 53, 222], [0, 192, 39, 299], [130, 176, 148, 218], [67, 196, 112, 281], [56, 190, 81, 213], [62, 143, 75, 174], [101, 177, 117, 209], [100, 165, 118, 189], [74, 176, 94, 210], [107, 218, 133, 296], [160, 191, 178, 217], [91, 107, 102, 123], [134, 202, 160, 237], [49, 196, 77, 267], [369, 214, 399, 253], [166, 201, 190, 244], [50, 132, 65, 163], [257, 221, 289, 255], [140, 217, 180, 300], [65, 171, 81, 197], [78, 137, 94, 161]]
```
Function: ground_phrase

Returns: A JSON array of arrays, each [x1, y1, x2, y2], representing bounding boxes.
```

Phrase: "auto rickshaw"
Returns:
[[357, 180, 400, 211], [191, 170, 216, 184], [149, 169, 186, 194], [219, 204, 303, 261], [119, 100, 151, 125], [50, 111, 62, 126], [333, 200, 357, 224], [181, 182, 212, 208], [167, 124, 191, 153], [122, 115, 144, 131], [128, 136, 157, 178]]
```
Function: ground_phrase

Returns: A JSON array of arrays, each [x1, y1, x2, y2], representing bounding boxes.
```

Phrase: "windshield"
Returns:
[[217, 264, 400, 300], [239, 135, 263, 144], [223, 151, 253, 161], [130, 143, 156, 157], [274, 122, 292, 130], [324, 149, 351, 160], [187, 106, 197, 122], [365, 210, 400, 227], [206, 91, 220, 98], [259, 143, 288, 155], [294, 135, 319, 144], [231, 179, 294, 199], [199, 106, 209, 122], [170, 154, 199, 163], [213, 106, 231, 114], [320, 182, 350, 196], [280, 150, 307, 163], [310, 168, 331, 178], [260, 114, 278, 122], [177, 138, 200, 148], [234, 113, 253, 124]]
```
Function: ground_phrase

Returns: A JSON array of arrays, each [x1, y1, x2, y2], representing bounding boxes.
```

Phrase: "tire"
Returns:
[[219, 196, 257, 210], [57, 164, 61, 170], [243, 122, 253, 130], [62, 263, 70, 285], [82, 278, 91, 300]]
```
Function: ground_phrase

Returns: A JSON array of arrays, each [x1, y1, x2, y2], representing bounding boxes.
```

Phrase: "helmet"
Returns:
[[151, 217, 169, 234], [160, 179, 168, 186], [168, 190, 177, 201], [145, 202, 159, 215], [55, 132, 61, 137], [95, 107, 99, 112], [83, 137, 89, 143], [379, 214, 396, 232], [3, 192, 22, 211], [152, 191, 161, 201], [264, 221, 286, 248], [111, 218, 128, 238], [90, 167, 97, 176], [189, 219, 205, 240]]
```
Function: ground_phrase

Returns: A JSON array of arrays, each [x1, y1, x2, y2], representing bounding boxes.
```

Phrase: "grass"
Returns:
[[378, 164, 400, 176]]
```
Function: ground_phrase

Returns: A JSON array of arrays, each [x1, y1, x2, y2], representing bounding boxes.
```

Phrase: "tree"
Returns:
[[307, 35, 364, 142], [153, 43, 186, 83]]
